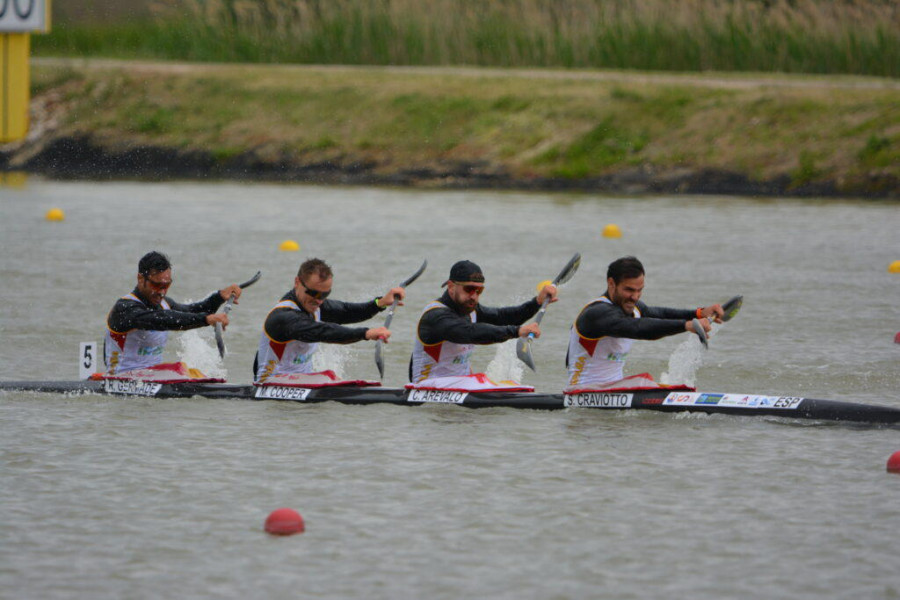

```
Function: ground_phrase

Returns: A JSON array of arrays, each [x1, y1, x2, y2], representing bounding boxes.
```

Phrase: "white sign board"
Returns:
[[0, 0, 50, 33], [79, 341, 98, 380]]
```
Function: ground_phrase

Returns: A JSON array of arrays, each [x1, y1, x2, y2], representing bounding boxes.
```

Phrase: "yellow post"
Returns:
[[1, 33, 30, 142]]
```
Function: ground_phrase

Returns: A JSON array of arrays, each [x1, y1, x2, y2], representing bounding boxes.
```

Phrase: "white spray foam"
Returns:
[[176, 329, 227, 379], [486, 339, 525, 384]]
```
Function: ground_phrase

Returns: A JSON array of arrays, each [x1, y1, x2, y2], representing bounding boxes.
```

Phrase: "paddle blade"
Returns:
[[374, 340, 385, 379], [721, 295, 743, 322], [553, 253, 581, 286], [516, 337, 536, 372], [400, 260, 428, 289], [692, 318, 709, 349], [214, 323, 226, 358]]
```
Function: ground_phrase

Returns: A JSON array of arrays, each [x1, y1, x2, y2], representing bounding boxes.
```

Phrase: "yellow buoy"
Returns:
[[602, 224, 622, 238], [889, 260, 900, 274], [279, 240, 300, 252], [536, 279, 552, 294], [45, 208, 65, 222]]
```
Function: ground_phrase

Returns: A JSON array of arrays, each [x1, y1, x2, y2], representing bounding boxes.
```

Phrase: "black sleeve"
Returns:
[[319, 298, 383, 324], [167, 291, 226, 315], [107, 296, 213, 332], [418, 305, 521, 345], [575, 301, 688, 341], [265, 306, 369, 344], [476, 298, 542, 326]]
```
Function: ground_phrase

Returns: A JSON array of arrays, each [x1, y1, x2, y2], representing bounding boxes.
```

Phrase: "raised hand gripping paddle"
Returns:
[[693, 294, 743, 349], [215, 271, 262, 359], [374, 260, 427, 379], [516, 253, 581, 372]]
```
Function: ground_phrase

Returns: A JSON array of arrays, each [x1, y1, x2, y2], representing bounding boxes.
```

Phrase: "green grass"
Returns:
[[33, 0, 900, 77], [26, 61, 900, 195]]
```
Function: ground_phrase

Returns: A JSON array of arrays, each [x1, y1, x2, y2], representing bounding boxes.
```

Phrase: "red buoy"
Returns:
[[894, 332, 900, 344], [265, 507, 305, 535], [887, 451, 900, 474]]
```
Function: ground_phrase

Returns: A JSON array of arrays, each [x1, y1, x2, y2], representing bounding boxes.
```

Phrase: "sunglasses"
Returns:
[[142, 275, 172, 291], [454, 283, 485, 295], [301, 282, 331, 300]]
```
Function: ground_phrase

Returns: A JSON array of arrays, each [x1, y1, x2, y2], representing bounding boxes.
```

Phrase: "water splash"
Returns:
[[659, 334, 706, 387], [486, 339, 524, 383], [313, 343, 352, 379], [176, 329, 226, 379]]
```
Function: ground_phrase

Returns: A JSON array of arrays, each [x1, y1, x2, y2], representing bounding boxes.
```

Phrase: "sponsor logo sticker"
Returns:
[[663, 392, 805, 410], [103, 379, 162, 396], [564, 392, 633, 408], [408, 389, 467, 404], [254, 386, 312, 401]]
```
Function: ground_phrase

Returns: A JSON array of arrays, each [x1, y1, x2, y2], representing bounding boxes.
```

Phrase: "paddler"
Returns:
[[253, 258, 405, 383], [566, 256, 723, 388], [104, 251, 242, 375], [409, 260, 558, 382]]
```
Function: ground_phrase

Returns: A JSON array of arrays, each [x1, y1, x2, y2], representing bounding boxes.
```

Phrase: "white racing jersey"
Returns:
[[104, 294, 171, 375], [566, 296, 641, 388], [410, 301, 477, 382], [255, 299, 321, 383]]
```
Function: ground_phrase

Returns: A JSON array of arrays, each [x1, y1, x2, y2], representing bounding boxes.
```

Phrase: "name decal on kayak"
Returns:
[[255, 386, 312, 401], [663, 392, 805, 410], [408, 389, 467, 404], [103, 379, 163, 396], [564, 392, 634, 408]]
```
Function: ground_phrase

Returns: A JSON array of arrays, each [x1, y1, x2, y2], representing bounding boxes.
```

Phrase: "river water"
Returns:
[[1, 179, 899, 599]]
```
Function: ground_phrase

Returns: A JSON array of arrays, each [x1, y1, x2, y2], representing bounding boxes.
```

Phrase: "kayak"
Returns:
[[2, 379, 899, 425]]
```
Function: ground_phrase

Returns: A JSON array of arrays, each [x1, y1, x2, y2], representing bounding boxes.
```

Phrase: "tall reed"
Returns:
[[35, 0, 900, 76]]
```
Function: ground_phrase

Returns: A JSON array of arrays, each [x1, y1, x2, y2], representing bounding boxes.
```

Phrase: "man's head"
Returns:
[[294, 258, 334, 313], [606, 256, 645, 315], [443, 260, 485, 314], [136, 251, 172, 306]]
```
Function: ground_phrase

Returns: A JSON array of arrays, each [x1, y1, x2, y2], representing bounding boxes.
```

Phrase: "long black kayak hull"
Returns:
[[1, 380, 899, 425]]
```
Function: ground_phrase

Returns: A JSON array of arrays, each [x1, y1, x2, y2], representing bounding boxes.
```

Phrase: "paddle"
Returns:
[[374, 260, 428, 379], [692, 294, 743, 349], [215, 271, 262, 358], [516, 253, 581, 372]]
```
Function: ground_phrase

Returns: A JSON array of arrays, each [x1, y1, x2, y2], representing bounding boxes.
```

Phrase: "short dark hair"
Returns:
[[138, 251, 171, 277], [298, 258, 333, 281], [607, 256, 644, 284]]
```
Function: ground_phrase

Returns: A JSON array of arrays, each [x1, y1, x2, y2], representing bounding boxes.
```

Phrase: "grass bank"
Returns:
[[5, 60, 899, 197], [35, 0, 900, 78]]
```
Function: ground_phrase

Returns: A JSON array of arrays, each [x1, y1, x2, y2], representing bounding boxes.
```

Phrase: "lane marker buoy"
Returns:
[[265, 507, 305, 535], [45, 208, 65, 222], [279, 240, 300, 252], [602, 224, 622, 238], [889, 260, 900, 274], [887, 451, 900, 474]]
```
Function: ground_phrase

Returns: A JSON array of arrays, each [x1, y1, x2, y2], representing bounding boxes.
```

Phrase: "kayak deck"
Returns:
[[2, 380, 899, 425]]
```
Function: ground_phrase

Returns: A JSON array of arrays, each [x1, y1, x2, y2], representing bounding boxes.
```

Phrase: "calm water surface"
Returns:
[[1, 180, 899, 599]]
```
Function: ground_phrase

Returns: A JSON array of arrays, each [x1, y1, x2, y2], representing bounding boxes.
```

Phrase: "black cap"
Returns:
[[442, 260, 485, 287]]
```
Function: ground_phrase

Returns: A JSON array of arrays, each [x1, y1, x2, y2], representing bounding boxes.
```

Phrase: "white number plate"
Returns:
[[408, 389, 468, 404], [254, 386, 312, 401], [103, 379, 163, 396], [564, 392, 634, 408]]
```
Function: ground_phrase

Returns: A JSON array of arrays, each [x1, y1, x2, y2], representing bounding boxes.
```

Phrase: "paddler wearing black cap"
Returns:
[[409, 260, 558, 382], [104, 251, 242, 375], [566, 256, 724, 388], [254, 257, 406, 383]]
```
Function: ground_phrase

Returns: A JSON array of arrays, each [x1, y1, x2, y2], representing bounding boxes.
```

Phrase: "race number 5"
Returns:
[[79, 341, 98, 380]]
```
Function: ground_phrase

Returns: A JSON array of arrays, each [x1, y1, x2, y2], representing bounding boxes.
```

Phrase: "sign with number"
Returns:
[[0, 0, 50, 33], [79, 341, 97, 380]]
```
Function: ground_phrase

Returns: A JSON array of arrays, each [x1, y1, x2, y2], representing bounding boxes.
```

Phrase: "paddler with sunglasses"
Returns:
[[409, 260, 558, 383], [253, 258, 404, 383], [104, 251, 242, 375]]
